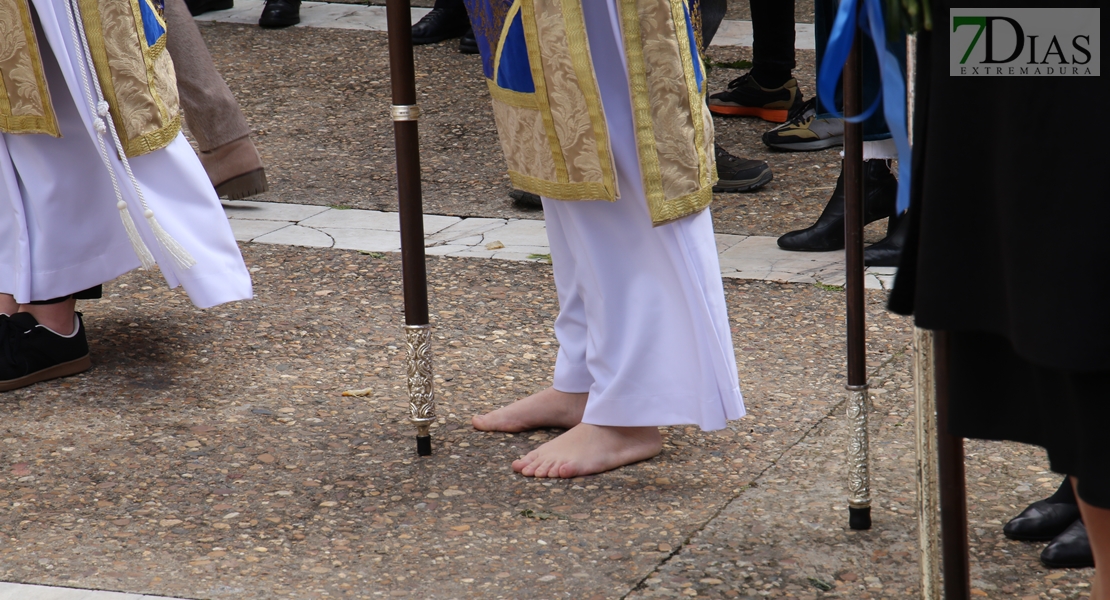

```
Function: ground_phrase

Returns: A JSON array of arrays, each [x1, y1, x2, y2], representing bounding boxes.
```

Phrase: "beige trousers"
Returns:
[[164, 0, 252, 151]]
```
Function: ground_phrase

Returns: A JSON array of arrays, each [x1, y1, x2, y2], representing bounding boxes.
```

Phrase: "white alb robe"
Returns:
[[0, 0, 251, 308], [543, 0, 744, 431]]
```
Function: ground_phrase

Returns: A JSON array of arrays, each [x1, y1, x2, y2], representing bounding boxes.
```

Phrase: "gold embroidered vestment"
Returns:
[[0, 0, 181, 156]]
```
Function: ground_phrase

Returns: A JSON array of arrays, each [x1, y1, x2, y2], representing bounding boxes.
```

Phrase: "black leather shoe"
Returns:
[[185, 0, 232, 16], [259, 0, 299, 28], [459, 28, 479, 54], [777, 159, 896, 252], [510, 189, 542, 210], [412, 7, 469, 45], [1004, 500, 1081, 541], [1041, 520, 1094, 569], [864, 210, 908, 267]]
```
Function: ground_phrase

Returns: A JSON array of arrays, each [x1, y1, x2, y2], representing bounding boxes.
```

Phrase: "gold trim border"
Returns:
[[558, 0, 617, 199], [0, 0, 60, 137], [519, 0, 569, 184], [486, 79, 537, 109], [668, 0, 711, 190], [510, 170, 614, 202], [617, 0, 667, 216], [650, 183, 713, 226]]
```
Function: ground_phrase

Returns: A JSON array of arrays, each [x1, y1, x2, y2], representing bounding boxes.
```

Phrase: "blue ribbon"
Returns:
[[817, 0, 912, 213]]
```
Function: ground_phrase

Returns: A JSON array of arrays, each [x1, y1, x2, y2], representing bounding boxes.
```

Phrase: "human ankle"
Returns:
[[0, 294, 16, 316], [20, 299, 78, 336]]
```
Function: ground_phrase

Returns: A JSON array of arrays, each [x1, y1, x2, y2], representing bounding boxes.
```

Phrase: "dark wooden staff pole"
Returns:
[[843, 4, 873, 531], [385, 0, 437, 456], [935, 331, 971, 598]]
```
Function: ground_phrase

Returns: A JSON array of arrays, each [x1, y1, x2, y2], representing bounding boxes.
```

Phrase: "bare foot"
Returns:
[[513, 423, 662, 478], [472, 387, 587, 432]]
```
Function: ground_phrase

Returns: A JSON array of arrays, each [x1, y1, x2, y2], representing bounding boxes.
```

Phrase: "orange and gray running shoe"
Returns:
[[708, 73, 802, 123]]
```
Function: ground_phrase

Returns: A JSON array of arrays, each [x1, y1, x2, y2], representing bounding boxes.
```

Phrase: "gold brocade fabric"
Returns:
[[482, 0, 714, 226], [0, 0, 59, 136], [0, 0, 180, 157]]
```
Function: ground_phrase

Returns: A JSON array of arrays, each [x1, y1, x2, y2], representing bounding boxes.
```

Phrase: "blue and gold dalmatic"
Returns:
[[0, 0, 181, 157], [464, 0, 717, 226]]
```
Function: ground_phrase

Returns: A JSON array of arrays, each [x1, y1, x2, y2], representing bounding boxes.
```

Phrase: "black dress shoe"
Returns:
[[459, 28, 479, 54], [713, 144, 772, 193], [185, 0, 232, 16], [510, 189, 542, 210], [412, 7, 469, 45], [1003, 499, 1081, 541], [259, 0, 299, 28], [864, 210, 908, 267], [1041, 520, 1094, 569], [777, 159, 896, 252]]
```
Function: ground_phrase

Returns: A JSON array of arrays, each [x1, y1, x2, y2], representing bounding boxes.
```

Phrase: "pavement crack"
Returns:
[[622, 340, 913, 598]]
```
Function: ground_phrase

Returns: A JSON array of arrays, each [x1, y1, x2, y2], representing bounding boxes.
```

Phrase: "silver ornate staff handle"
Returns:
[[404, 324, 436, 455], [847, 384, 872, 529]]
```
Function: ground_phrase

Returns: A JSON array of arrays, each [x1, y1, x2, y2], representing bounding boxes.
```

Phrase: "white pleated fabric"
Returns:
[[542, 0, 744, 431], [0, 0, 251, 308]]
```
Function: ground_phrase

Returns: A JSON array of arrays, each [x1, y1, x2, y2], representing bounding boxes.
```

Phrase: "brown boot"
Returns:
[[200, 136, 268, 199]]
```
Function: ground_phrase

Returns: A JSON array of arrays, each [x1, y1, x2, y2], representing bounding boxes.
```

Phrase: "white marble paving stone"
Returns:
[[426, 217, 509, 243], [478, 219, 548, 248], [423, 244, 474, 256], [299, 209, 459, 235], [194, 0, 429, 29], [714, 233, 746, 254], [322, 228, 402, 252], [196, 3, 805, 51], [253, 225, 334, 248], [297, 2, 373, 27], [0, 582, 188, 600], [222, 200, 330, 222], [228, 219, 290, 242], [443, 247, 499, 259]]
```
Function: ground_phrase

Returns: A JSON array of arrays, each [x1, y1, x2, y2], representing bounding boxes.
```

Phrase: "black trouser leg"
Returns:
[[750, 0, 795, 88], [699, 0, 728, 49]]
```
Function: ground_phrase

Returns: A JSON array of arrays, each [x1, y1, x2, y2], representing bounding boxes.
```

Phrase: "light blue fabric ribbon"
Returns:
[[817, 0, 912, 213]]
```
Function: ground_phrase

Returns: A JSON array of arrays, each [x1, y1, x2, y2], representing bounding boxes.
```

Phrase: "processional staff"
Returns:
[[836, 0, 873, 533], [384, 0, 437, 456]]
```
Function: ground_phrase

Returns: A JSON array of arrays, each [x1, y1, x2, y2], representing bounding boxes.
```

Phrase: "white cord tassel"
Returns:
[[64, 0, 196, 271], [144, 208, 197, 270], [119, 202, 156, 269]]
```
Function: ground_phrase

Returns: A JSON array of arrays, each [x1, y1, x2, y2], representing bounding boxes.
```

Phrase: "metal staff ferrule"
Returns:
[[403, 324, 436, 454], [391, 104, 421, 122]]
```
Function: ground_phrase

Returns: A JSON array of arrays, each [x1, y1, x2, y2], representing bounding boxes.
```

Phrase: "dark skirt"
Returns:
[[948, 330, 1110, 509]]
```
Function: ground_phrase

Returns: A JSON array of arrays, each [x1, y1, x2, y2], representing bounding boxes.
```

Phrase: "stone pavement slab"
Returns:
[[195, 0, 818, 49], [0, 582, 187, 600], [224, 201, 894, 289]]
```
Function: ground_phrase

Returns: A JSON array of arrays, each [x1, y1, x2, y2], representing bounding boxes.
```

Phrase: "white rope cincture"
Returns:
[[62, 0, 196, 271]]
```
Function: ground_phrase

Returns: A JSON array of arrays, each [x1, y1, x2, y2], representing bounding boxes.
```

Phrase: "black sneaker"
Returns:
[[0, 312, 91, 392], [708, 73, 802, 123], [713, 145, 773, 193]]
